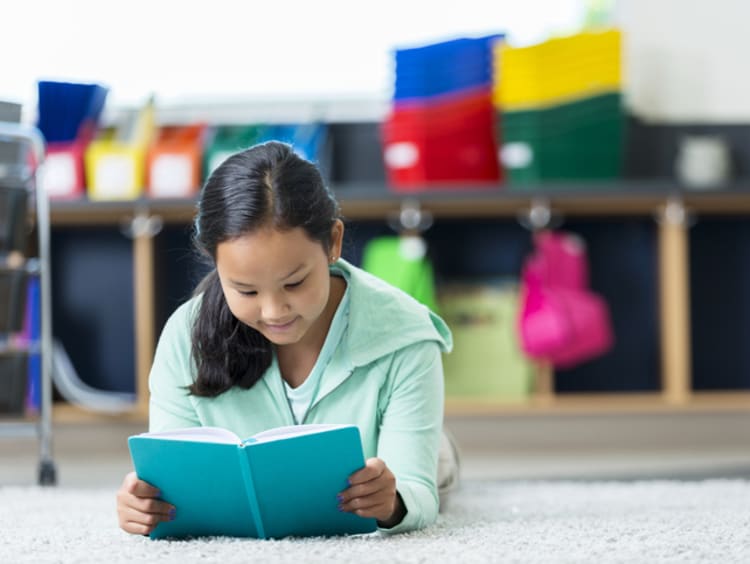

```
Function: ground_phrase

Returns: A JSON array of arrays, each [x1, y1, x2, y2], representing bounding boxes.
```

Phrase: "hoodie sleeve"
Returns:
[[375, 340, 445, 534], [148, 300, 202, 432]]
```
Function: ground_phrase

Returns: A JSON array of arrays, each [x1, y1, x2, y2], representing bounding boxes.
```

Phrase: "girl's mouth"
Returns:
[[264, 317, 298, 332]]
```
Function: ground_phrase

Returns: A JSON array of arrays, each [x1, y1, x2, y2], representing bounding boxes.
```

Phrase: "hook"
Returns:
[[387, 198, 433, 234], [120, 211, 163, 239], [518, 198, 561, 231], [655, 196, 695, 228]]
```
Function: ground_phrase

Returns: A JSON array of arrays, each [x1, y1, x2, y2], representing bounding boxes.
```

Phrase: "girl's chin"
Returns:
[[265, 333, 302, 346], [258, 321, 305, 345]]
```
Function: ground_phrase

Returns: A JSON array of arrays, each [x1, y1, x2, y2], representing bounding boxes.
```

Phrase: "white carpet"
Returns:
[[1, 479, 749, 563]]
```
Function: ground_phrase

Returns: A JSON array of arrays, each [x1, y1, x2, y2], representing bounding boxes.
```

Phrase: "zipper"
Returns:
[[302, 369, 354, 424]]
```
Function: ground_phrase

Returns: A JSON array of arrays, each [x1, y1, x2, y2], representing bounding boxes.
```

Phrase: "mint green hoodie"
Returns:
[[148, 259, 453, 534]]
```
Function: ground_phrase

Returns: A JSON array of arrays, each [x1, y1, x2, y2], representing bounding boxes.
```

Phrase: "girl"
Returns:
[[116, 141, 455, 535]]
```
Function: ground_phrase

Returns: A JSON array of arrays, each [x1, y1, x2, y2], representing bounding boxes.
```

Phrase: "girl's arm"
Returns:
[[118, 301, 199, 535], [374, 340, 445, 533], [148, 301, 202, 431]]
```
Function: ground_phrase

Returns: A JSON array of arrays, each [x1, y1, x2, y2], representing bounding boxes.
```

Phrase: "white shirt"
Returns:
[[283, 270, 350, 424]]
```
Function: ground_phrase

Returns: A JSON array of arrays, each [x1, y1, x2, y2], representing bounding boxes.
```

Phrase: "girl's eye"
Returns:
[[238, 290, 257, 296], [285, 278, 305, 289]]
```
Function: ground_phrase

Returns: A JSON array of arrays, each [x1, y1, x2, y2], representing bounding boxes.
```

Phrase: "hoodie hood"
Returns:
[[334, 259, 452, 368]]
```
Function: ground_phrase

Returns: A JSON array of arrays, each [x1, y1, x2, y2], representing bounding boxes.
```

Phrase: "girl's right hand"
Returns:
[[116, 471, 175, 535]]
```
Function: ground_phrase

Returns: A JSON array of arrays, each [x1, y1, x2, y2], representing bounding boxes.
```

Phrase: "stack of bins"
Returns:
[[494, 30, 624, 186], [383, 35, 504, 191]]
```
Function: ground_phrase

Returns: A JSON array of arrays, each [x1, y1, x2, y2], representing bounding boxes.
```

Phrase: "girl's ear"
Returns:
[[329, 219, 345, 263]]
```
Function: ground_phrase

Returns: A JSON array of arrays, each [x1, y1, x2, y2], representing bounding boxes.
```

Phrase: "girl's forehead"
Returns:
[[216, 228, 324, 277], [227, 226, 316, 248]]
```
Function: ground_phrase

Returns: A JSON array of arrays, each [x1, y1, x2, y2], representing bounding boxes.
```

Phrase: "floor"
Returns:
[[2, 409, 750, 488]]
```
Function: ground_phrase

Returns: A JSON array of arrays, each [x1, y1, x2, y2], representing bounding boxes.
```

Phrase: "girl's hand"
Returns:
[[116, 471, 175, 535], [337, 457, 406, 528]]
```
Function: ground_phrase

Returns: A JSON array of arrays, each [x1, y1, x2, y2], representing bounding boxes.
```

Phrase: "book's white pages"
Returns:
[[247, 423, 350, 444], [140, 426, 242, 444]]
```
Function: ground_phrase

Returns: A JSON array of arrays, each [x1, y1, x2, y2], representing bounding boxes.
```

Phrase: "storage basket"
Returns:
[[0, 350, 28, 415], [0, 266, 27, 332], [0, 185, 28, 254]]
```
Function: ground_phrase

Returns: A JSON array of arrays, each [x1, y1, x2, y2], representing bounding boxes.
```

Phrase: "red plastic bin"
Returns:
[[383, 90, 502, 190]]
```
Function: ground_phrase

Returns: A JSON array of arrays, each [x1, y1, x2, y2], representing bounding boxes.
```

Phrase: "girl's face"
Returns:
[[215, 222, 344, 348]]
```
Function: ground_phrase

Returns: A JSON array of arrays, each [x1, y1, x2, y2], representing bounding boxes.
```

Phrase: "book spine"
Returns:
[[237, 445, 266, 539]]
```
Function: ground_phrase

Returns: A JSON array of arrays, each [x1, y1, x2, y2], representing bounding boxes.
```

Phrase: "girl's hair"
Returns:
[[189, 141, 341, 397]]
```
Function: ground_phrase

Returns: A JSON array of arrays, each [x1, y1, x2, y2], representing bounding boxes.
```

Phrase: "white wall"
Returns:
[[8, 1, 745, 124], [620, 0, 750, 123], [2, 0, 584, 121]]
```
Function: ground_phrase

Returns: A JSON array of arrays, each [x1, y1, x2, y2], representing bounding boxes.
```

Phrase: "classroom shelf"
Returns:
[[46, 181, 750, 419]]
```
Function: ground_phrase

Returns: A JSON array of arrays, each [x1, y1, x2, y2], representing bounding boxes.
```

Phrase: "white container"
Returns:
[[675, 135, 732, 189]]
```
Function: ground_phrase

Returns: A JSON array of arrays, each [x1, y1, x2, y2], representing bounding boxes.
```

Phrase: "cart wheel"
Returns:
[[38, 460, 57, 486]]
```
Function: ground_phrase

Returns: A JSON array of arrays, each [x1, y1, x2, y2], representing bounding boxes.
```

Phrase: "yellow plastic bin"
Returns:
[[85, 136, 147, 201]]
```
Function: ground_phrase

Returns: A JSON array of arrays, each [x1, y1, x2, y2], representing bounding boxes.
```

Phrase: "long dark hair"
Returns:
[[189, 141, 341, 397]]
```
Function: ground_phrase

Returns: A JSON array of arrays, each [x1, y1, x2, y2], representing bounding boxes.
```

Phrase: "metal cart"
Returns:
[[0, 121, 56, 485]]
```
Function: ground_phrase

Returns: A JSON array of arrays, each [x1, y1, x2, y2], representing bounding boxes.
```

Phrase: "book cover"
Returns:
[[128, 424, 377, 540]]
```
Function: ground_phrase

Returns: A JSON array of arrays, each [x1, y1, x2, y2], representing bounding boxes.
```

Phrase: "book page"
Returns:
[[246, 423, 349, 444], [139, 426, 241, 444]]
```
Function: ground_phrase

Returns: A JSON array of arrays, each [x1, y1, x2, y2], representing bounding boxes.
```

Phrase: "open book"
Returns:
[[128, 423, 377, 540]]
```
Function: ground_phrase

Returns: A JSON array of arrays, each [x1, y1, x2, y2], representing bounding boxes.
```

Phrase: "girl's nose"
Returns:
[[261, 293, 290, 319]]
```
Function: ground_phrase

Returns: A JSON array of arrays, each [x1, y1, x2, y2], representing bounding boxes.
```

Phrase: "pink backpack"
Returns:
[[518, 230, 614, 369]]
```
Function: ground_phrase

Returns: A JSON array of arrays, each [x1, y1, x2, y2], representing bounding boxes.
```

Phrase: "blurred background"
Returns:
[[2, 0, 750, 488]]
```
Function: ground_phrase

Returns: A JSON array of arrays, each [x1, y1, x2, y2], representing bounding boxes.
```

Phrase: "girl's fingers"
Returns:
[[338, 482, 382, 503], [347, 458, 385, 486], [338, 485, 392, 512], [128, 495, 174, 516], [118, 505, 173, 535], [121, 506, 164, 526], [117, 471, 174, 536], [122, 520, 154, 536], [354, 504, 391, 519], [123, 472, 161, 498]]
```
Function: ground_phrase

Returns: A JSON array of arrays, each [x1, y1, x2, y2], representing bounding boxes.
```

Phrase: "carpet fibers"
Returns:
[[1, 479, 749, 563]]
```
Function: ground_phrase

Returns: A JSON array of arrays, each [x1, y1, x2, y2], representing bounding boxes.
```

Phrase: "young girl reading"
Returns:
[[116, 141, 456, 535]]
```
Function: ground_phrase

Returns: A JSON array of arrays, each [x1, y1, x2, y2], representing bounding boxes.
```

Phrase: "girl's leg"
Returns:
[[437, 428, 461, 510]]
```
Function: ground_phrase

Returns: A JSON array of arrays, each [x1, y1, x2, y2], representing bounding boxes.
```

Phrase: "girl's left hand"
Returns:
[[338, 457, 406, 527]]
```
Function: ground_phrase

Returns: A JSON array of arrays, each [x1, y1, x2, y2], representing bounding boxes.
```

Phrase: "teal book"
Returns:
[[127, 424, 378, 540]]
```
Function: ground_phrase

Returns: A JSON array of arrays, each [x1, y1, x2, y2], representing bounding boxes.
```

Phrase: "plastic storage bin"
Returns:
[[36, 81, 108, 199], [500, 93, 625, 184], [0, 350, 27, 415], [85, 99, 155, 201], [493, 29, 621, 110], [203, 125, 271, 180], [147, 125, 206, 198], [383, 90, 501, 188], [0, 185, 28, 254], [394, 35, 503, 101], [85, 136, 147, 200], [0, 266, 27, 333], [42, 139, 88, 199]]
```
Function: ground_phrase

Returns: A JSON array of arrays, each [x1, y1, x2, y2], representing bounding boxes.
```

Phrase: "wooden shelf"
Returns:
[[41, 391, 750, 423], [47, 182, 750, 226], [42, 181, 750, 420], [51, 403, 148, 424], [446, 391, 750, 416], [10, 392, 748, 425]]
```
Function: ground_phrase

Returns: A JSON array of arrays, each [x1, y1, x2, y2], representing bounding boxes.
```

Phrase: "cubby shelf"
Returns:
[[46, 181, 750, 420]]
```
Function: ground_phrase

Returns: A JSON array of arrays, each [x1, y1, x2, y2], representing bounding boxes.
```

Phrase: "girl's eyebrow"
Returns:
[[229, 279, 255, 288], [282, 264, 305, 280], [229, 264, 306, 288]]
